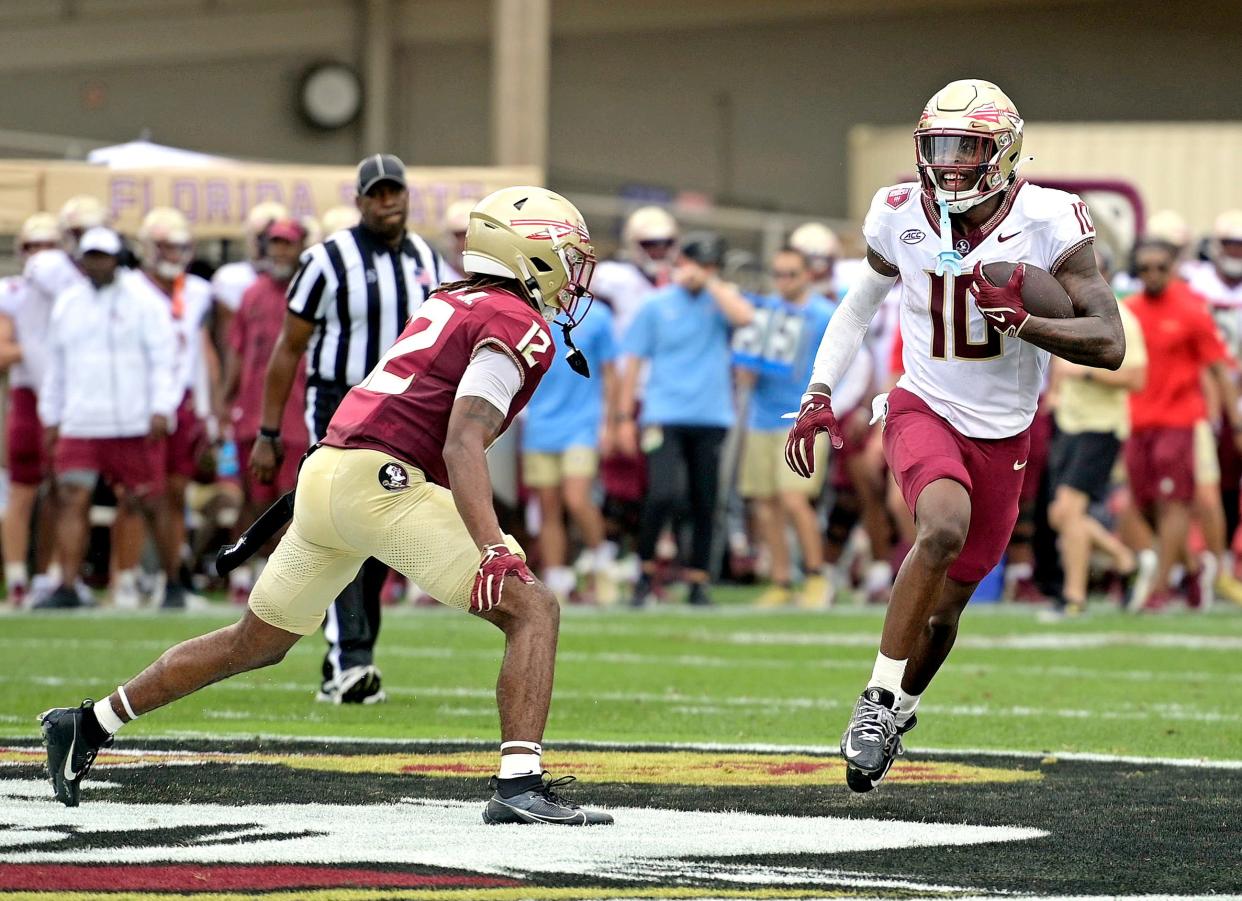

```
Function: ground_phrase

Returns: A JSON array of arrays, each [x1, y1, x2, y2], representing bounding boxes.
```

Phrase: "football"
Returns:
[[982, 261, 1076, 319]]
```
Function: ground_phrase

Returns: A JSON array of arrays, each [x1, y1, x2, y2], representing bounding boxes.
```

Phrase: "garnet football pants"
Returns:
[[637, 425, 727, 574]]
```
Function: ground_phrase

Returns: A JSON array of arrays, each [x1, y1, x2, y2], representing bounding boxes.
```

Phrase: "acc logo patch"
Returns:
[[378, 462, 410, 491], [900, 228, 926, 244], [885, 187, 913, 209]]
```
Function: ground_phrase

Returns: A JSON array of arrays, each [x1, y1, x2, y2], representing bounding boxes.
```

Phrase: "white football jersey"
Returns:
[[864, 180, 1095, 438], [1186, 263, 1242, 360], [211, 260, 258, 312], [16, 250, 88, 391], [133, 271, 213, 396], [591, 259, 662, 340]]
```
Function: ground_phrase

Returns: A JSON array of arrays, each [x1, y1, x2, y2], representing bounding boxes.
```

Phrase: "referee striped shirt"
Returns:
[[286, 224, 445, 388]]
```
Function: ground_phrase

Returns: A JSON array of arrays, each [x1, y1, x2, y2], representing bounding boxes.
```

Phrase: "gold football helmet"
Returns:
[[915, 79, 1024, 213], [321, 205, 360, 236], [138, 207, 193, 280], [57, 195, 108, 250], [18, 212, 61, 257], [1212, 209, 1242, 278], [244, 201, 290, 260], [463, 186, 596, 323]]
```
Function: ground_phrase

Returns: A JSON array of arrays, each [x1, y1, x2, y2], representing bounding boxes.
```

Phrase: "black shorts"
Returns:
[[1050, 430, 1121, 504]]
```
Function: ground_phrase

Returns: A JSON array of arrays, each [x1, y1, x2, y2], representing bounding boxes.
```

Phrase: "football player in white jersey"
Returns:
[[786, 79, 1125, 792], [134, 208, 217, 609], [0, 214, 64, 606]]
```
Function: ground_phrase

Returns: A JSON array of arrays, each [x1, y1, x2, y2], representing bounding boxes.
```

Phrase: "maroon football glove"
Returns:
[[472, 543, 534, 613], [784, 391, 844, 479], [970, 261, 1029, 338]]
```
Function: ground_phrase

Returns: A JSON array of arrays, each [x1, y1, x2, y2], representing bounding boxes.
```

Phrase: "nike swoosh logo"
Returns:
[[997, 231, 1022, 243], [1014, 460, 1028, 471], [844, 733, 863, 759], [62, 720, 79, 782], [983, 311, 1008, 324]]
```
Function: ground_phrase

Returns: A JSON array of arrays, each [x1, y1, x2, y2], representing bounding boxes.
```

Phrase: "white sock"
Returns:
[[5, 561, 28, 587], [92, 694, 126, 734], [824, 564, 845, 588], [864, 560, 893, 593], [895, 690, 921, 726], [1005, 561, 1033, 584], [867, 652, 907, 696], [498, 740, 543, 779], [545, 566, 576, 595], [228, 566, 253, 591], [593, 541, 618, 572]]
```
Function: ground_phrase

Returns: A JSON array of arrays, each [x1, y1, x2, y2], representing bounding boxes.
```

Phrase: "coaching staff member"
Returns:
[[252, 154, 445, 703]]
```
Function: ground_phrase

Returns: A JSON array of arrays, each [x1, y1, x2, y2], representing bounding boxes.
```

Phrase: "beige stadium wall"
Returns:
[[0, 0, 1237, 222], [849, 123, 1242, 236]]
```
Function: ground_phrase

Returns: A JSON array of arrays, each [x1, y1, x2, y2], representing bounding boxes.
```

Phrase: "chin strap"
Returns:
[[561, 322, 591, 378], [934, 199, 963, 277]]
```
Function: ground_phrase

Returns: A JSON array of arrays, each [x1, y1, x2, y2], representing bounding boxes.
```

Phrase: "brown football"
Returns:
[[981, 261, 1075, 320]]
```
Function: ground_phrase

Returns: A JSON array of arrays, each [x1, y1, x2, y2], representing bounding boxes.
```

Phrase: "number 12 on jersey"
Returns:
[[926, 271, 1002, 361]]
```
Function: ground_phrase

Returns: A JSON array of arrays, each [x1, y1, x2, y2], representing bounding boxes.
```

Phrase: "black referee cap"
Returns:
[[356, 154, 407, 195]]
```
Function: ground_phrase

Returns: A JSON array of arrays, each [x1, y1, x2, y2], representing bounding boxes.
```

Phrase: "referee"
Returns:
[[251, 154, 444, 704]]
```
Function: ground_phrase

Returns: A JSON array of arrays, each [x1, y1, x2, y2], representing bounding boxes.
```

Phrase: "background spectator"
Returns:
[[620, 231, 754, 606], [734, 248, 834, 608], [521, 301, 619, 605], [36, 228, 179, 609], [0, 213, 63, 607], [1123, 239, 1242, 610], [211, 201, 289, 350], [132, 208, 217, 609], [1047, 296, 1149, 616], [222, 218, 310, 605]]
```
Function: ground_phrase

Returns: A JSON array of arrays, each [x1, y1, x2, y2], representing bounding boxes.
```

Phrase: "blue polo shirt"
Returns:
[[523, 302, 618, 452], [624, 285, 735, 429], [735, 293, 836, 431]]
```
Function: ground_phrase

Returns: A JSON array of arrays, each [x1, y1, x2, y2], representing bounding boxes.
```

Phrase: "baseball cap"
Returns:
[[267, 219, 306, 242], [680, 231, 727, 268], [77, 227, 123, 257], [356, 154, 407, 195]]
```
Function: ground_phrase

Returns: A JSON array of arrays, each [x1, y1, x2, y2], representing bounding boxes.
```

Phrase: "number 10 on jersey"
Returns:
[[926, 270, 1002, 361]]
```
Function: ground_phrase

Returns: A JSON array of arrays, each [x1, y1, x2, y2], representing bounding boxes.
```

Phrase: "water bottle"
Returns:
[[217, 439, 240, 479]]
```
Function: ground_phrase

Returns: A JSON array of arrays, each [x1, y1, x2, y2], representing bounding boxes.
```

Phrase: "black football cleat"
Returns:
[[483, 772, 614, 825], [845, 713, 917, 793], [840, 687, 907, 793], [38, 700, 112, 807]]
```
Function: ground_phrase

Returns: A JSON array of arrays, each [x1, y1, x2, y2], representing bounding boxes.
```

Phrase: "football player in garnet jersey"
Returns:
[[38, 187, 614, 825], [785, 79, 1125, 792]]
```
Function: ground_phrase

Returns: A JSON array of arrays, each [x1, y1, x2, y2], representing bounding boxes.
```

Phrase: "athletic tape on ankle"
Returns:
[[500, 741, 542, 755], [116, 686, 138, 721]]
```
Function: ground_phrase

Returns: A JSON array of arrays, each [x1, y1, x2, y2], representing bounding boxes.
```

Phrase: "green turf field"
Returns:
[[6, 590, 1240, 760], [5, 593, 1241, 899]]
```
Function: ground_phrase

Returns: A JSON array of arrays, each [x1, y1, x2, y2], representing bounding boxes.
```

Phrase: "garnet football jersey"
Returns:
[[864, 179, 1095, 439], [323, 284, 554, 487]]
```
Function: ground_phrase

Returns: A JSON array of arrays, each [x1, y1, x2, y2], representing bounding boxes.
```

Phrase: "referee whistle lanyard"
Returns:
[[934, 200, 964, 278]]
